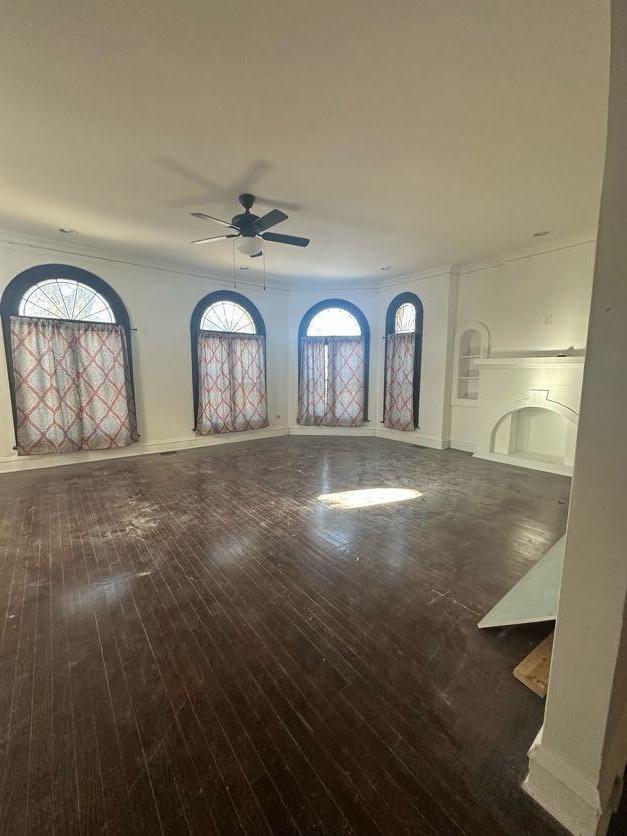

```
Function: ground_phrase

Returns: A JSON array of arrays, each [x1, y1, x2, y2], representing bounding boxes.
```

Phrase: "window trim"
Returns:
[[0, 263, 135, 449], [383, 292, 424, 429], [190, 290, 266, 431], [298, 298, 370, 421]]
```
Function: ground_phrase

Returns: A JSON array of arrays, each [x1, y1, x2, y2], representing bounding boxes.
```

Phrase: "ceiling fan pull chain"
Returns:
[[232, 238, 237, 289]]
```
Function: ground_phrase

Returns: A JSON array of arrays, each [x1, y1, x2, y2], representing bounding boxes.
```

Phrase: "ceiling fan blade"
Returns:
[[261, 231, 310, 247], [191, 211, 237, 229], [253, 209, 288, 233], [190, 233, 239, 245]]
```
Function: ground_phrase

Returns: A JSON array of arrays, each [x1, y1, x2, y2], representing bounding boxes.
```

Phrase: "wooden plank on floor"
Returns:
[[513, 632, 554, 697]]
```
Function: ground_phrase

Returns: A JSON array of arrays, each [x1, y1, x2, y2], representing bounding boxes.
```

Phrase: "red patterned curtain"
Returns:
[[325, 336, 365, 427], [197, 332, 268, 434], [297, 337, 327, 425], [10, 316, 137, 455], [298, 335, 365, 427], [384, 332, 415, 431]]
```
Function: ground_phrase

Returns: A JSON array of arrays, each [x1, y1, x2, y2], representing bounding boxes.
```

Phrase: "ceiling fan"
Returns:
[[190, 193, 310, 257]]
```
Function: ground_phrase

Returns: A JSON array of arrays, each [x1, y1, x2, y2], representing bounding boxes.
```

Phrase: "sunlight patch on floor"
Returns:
[[317, 488, 422, 509]]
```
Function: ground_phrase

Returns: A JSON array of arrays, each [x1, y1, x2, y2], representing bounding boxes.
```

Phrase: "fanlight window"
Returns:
[[19, 279, 115, 323], [201, 300, 256, 334], [394, 302, 416, 333], [307, 307, 361, 337]]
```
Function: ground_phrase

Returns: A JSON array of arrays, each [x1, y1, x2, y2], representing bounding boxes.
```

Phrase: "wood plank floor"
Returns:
[[0, 436, 620, 834]]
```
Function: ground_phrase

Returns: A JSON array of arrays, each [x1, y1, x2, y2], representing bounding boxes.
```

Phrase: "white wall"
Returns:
[[450, 241, 595, 452], [0, 237, 290, 468]]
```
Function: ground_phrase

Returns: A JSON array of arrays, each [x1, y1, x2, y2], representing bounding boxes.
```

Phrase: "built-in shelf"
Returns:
[[454, 323, 491, 404]]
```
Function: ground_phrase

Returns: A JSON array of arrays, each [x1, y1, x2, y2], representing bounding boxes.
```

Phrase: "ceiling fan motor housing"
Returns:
[[233, 194, 259, 236], [231, 212, 259, 236]]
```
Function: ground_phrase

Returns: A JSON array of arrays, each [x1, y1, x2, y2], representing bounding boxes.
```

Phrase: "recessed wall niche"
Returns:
[[453, 320, 490, 404]]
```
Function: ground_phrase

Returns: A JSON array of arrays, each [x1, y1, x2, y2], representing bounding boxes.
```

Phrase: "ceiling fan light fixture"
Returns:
[[236, 236, 263, 257]]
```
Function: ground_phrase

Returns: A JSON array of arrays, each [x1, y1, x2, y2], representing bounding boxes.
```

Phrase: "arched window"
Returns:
[[18, 278, 115, 322], [201, 298, 256, 334], [298, 299, 370, 426], [190, 290, 268, 434], [394, 302, 416, 334], [306, 307, 361, 337], [383, 292, 423, 431], [0, 264, 136, 455]]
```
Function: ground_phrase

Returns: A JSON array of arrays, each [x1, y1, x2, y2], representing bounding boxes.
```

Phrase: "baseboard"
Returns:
[[449, 438, 476, 453], [0, 427, 289, 473], [525, 731, 623, 836], [0, 429, 573, 475], [287, 424, 448, 449], [288, 425, 376, 437], [473, 450, 573, 476], [374, 426, 450, 450]]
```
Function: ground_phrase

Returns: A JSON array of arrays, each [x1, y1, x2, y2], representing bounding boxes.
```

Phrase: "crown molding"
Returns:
[[0, 229, 289, 294], [285, 264, 457, 295], [0, 227, 597, 294], [458, 235, 597, 277], [0, 229, 457, 293], [377, 264, 456, 289]]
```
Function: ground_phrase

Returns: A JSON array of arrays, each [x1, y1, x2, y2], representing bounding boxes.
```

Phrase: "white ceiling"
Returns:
[[0, 1, 610, 282]]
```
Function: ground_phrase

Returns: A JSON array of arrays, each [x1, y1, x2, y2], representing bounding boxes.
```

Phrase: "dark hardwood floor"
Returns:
[[0, 436, 606, 834]]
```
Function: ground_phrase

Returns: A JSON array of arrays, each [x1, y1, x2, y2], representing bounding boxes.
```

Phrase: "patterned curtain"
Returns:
[[384, 332, 415, 431], [298, 335, 366, 427], [197, 332, 268, 434], [10, 316, 137, 455], [325, 336, 365, 427], [297, 337, 327, 425]]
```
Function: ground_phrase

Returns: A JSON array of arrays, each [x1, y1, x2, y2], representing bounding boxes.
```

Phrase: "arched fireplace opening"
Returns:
[[490, 406, 576, 469]]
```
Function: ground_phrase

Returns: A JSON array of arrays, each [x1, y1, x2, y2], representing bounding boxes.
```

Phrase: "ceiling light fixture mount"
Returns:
[[58, 227, 76, 234], [533, 230, 550, 238]]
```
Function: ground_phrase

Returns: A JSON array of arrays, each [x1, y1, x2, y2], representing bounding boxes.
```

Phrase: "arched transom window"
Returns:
[[19, 278, 115, 323], [394, 302, 416, 334], [306, 307, 361, 337], [201, 299, 256, 334]]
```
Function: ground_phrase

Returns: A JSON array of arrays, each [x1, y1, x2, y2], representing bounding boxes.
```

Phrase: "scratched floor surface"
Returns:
[[0, 436, 612, 834]]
